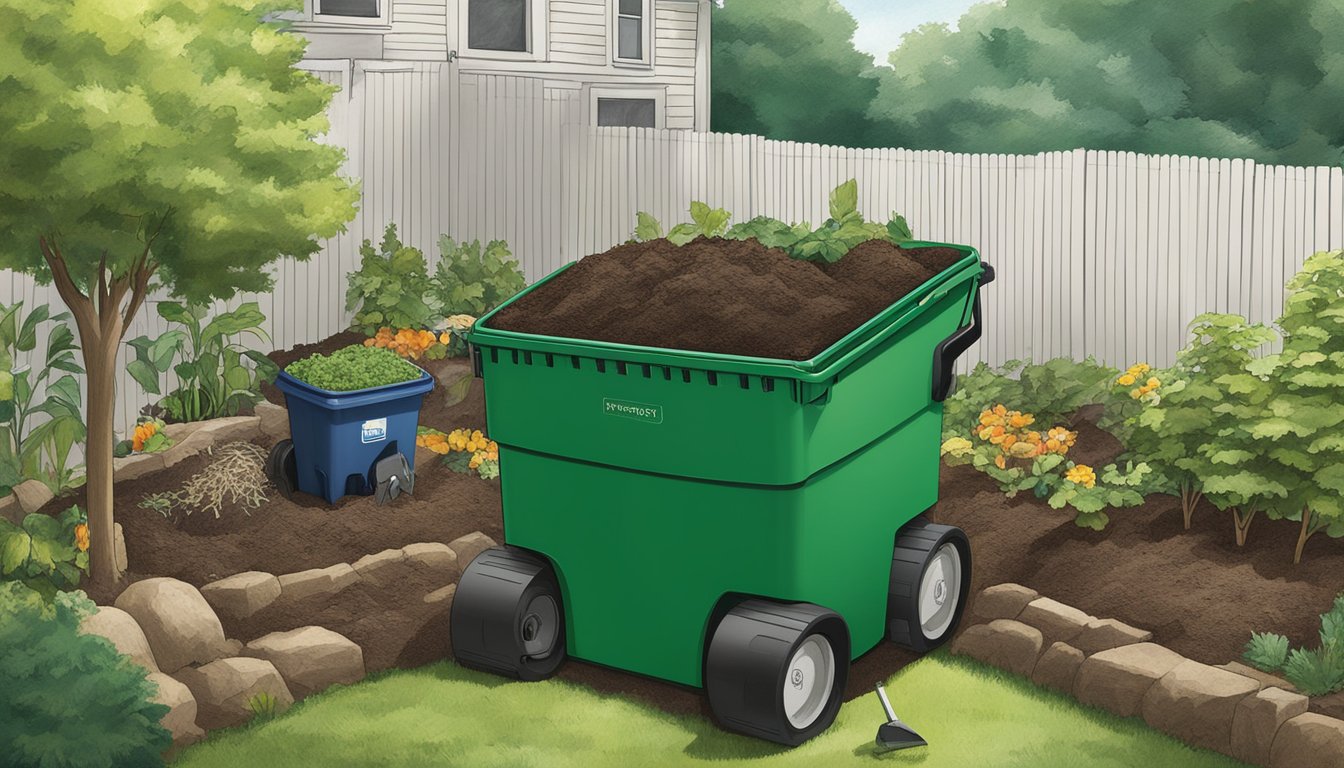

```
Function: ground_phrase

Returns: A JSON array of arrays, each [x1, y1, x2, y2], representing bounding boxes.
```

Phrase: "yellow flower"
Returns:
[[1065, 464, 1097, 489], [1117, 373, 1137, 387], [1008, 412, 1035, 429], [1146, 377, 1161, 389], [1129, 363, 1151, 375], [1008, 441, 1038, 459], [1130, 388, 1143, 400], [439, 331, 452, 346], [446, 314, 477, 332], [940, 437, 974, 458], [74, 523, 90, 552]]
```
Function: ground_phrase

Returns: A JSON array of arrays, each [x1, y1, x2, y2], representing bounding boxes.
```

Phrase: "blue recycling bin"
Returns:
[[274, 369, 435, 503]]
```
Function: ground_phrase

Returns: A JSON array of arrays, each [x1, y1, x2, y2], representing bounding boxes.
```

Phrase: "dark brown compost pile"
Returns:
[[489, 237, 966, 360]]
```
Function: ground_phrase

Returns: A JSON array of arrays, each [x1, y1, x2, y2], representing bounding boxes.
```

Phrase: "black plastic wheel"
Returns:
[[887, 516, 972, 653], [265, 439, 297, 500], [450, 547, 566, 682], [705, 599, 849, 746]]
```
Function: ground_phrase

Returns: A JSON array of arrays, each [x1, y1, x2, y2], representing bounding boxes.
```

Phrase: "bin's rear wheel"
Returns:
[[450, 547, 566, 682], [887, 516, 972, 653], [265, 439, 297, 500], [705, 599, 849, 746]]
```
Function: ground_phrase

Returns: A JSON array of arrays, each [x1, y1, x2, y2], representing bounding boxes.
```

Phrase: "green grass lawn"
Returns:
[[173, 652, 1247, 768]]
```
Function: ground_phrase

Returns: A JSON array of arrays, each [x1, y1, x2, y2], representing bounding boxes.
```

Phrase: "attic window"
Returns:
[[469, 0, 530, 52], [318, 0, 379, 18]]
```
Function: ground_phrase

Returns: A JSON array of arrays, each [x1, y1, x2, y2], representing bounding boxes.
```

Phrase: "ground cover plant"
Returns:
[[171, 654, 1244, 768], [285, 345, 424, 392], [416, 427, 499, 479], [1245, 593, 1344, 696], [0, 505, 88, 599]]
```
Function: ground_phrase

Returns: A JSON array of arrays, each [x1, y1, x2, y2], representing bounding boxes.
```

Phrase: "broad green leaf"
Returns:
[[157, 301, 195, 325], [828, 179, 859, 221], [126, 359, 162, 395], [634, 211, 663, 241], [0, 525, 30, 575]]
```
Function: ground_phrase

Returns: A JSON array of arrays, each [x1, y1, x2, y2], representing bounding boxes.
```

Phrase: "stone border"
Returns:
[[952, 583, 1344, 766], [80, 530, 495, 755]]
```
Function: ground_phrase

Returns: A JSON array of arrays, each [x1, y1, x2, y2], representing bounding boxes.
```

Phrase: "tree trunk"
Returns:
[[1294, 506, 1316, 565], [82, 335, 120, 586], [1180, 483, 1203, 530], [1233, 507, 1256, 547]]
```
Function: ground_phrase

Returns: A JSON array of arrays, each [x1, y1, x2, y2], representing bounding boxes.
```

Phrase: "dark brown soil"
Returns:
[[489, 237, 965, 360]]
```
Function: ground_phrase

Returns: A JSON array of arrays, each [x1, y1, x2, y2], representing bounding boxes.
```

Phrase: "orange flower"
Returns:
[[994, 454, 1007, 469], [74, 523, 90, 552]]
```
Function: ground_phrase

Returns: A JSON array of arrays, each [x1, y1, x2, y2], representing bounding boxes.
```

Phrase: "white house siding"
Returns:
[[549, 0, 608, 66], [384, 0, 451, 60], [653, 1, 698, 129]]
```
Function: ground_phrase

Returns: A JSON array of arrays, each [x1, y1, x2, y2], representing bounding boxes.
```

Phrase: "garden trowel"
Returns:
[[873, 683, 927, 752]]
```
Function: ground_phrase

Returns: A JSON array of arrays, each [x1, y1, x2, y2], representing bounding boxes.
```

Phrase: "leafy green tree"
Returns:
[[712, 0, 880, 146], [0, 0, 359, 585], [1250, 251, 1344, 563], [869, 0, 1344, 165]]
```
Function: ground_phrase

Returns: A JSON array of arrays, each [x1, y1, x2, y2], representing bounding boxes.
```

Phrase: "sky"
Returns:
[[837, 0, 986, 65]]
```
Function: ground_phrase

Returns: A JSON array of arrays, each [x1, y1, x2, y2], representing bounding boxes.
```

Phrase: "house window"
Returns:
[[317, 0, 379, 18], [590, 86, 665, 128], [469, 0, 530, 52], [597, 98, 656, 128], [614, 0, 650, 64]]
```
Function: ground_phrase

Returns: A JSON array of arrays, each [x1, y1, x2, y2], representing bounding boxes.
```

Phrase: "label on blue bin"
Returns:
[[602, 398, 663, 424], [361, 418, 388, 444]]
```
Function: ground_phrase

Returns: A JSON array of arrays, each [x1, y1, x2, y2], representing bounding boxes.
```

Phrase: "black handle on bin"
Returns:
[[931, 262, 994, 402]]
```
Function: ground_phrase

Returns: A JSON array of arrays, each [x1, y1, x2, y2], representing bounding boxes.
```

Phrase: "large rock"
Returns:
[[447, 532, 496, 569], [972, 583, 1039, 622], [1032, 642, 1085, 695], [277, 563, 359, 604], [949, 620, 1043, 678], [114, 578, 229, 674], [113, 452, 165, 482], [1142, 659, 1259, 753], [353, 548, 409, 585], [254, 402, 290, 442], [174, 657, 294, 730], [1075, 643, 1185, 717], [12, 478, 53, 514], [1018, 597, 1094, 647], [147, 672, 204, 749], [80, 605, 159, 673], [200, 571, 282, 621], [1233, 687, 1309, 766], [243, 626, 365, 700], [1217, 661, 1295, 693], [424, 584, 457, 605], [1270, 713, 1344, 768], [1071, 617, 1152, 655], [401, 542, 460, 580]]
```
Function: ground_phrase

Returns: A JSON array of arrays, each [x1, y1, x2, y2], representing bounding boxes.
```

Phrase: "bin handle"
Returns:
[[932, 262, 995, 402]]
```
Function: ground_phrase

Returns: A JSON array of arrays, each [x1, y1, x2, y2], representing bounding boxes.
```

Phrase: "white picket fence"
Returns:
[[3, 63, 1343, 444]]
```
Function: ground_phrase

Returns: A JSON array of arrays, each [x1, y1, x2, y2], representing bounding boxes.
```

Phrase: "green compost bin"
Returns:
[[465, 242, 991, 690]]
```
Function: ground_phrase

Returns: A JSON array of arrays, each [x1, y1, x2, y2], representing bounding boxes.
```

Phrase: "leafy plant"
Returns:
[[942, 357, 1118, 446], [636, 180, 917, 263], [1243, 631, 1290, 673], [418, 427, 499, 480], [127, 301, 278, 423], [286, 345, 423, 392], [248, 691, 279, 721], [1252, 250, 1344, 563], [0, 301, 86, 495], [1048, 462, 1153, 531], [0, 506, 89, 600], [346, 224, 438, 335], [432, 237, 526, 316], [0, 582, 172, 766]]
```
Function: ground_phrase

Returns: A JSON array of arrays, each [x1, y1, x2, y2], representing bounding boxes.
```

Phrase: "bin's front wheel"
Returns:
[[705, 600, 849, 746], [265, 439, 297, 500], [887, 517, 972, 653], [450, 547, 566, 682]]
